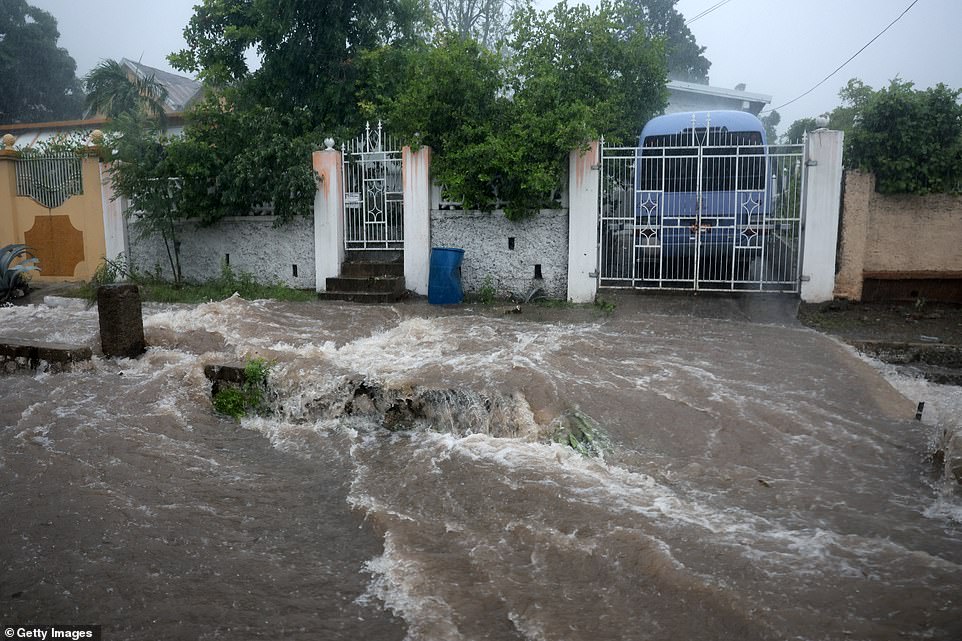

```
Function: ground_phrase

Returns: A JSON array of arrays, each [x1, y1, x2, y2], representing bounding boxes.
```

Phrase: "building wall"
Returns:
[[665, 92, 749, 115], [835, 170, 962, 300], [128, 215, 315, 289], [430, 209, 569, 299], [0, 150, 107, 282]]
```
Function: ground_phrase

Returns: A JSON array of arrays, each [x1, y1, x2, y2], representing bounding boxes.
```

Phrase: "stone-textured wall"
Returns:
[[430, 209, 569, 299], [835, 170, 962, 300], [129, 215, 315, 289]]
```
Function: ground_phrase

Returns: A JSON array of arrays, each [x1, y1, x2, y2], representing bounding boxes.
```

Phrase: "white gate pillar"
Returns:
[[800, 129, 845, 303], [313, 145, 344, 293], [99, 162, 129, 266], [403, 145, 431, 295], [567, 141, 600, 303]]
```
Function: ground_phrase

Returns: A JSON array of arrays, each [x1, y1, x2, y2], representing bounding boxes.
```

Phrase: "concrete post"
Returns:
[[403, 145, 431, 295], [97, 283, 146, 359], [800, 129, 845, 303], [313, 145, 345, 293], [99, 161, 130, 268], [567, 141, 600, 303]]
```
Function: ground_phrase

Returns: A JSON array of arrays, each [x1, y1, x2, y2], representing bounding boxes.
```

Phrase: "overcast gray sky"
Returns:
[[30, 0, 962, 134]]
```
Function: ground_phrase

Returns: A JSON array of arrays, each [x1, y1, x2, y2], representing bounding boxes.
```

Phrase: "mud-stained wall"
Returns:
[[0, 148, 107, 282], [430, 209, 569, 299], [835, 170, 962, 301], [128, 215, 315, 289]]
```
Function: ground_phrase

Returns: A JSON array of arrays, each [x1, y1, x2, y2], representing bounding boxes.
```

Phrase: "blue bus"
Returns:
[[634, 110, 770, 282]]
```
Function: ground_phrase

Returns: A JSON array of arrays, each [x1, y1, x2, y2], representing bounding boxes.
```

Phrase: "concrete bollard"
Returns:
[[97, 283, 146, 359]]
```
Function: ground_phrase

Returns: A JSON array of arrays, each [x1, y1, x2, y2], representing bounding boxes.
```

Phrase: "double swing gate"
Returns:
[[343, 121, 404, 250], [599, 128, 806, 292]]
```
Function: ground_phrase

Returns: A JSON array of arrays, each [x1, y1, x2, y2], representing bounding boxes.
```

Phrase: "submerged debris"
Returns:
[[550, 410, 609, 457]]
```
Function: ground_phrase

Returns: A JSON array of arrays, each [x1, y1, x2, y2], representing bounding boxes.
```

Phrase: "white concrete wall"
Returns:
[[567, 141, 600, 303], [430, 209, 569, 299], [403, 146, 431, 295], [800, 129, 845, 303], [128, 215, 315, 287]]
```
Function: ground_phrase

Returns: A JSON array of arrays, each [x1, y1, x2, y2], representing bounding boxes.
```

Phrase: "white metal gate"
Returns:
[[599, 128, 806, 292], [343, 121, 404, 250]]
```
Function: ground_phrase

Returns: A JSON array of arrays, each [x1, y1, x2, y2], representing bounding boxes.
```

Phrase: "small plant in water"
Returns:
[[213, 358, 272, 419], [478, 275, 496, 305], [594, 297, 616, 314]]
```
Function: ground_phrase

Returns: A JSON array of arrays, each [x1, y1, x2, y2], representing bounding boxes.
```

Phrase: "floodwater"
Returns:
[[1, 295, 959, 641]]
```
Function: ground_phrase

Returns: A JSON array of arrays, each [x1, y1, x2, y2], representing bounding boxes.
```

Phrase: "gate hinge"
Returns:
[[800, 275, 812, 282], [805, 160, 818, 167], [590, 164, 601, 170], [588, 270, 599, 278]]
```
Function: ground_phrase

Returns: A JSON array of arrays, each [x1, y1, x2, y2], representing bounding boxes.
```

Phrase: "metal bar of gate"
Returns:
[[598, 138, 805, 293]]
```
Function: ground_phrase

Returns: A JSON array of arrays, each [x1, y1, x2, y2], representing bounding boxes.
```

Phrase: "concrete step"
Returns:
[[341, 261, 405, 278], [326, 275, 405, 294], [317, 290, 406, 304], [345, 249, 403, 264]]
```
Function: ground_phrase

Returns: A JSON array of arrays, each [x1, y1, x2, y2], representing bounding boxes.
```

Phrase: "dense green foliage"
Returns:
[[110, 0, 675, 223], [372, 1, 667, 218], [0, 0, 83, 123], [843, 79, 962, 194], [169, 0, 427, 132], [165, 102, 322, 224]]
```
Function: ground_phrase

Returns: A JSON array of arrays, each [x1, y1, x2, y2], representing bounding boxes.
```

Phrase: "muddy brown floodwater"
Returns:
[[1, 293, 960, 640]]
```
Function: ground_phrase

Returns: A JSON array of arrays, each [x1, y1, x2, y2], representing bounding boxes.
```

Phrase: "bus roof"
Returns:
[[640, 110, 765, 140]]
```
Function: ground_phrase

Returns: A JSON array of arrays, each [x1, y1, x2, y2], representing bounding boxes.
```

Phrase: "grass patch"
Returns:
[[76, 258, 315, 304], [213, 358, 272, 419]]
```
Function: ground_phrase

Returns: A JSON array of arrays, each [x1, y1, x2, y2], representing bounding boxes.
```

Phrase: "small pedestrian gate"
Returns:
[[599, 124, 806, 292], [343, 122, 404, 250]]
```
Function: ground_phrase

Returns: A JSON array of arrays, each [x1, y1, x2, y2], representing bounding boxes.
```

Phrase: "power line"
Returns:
[[762, 0, 921, 114], [686, 0, 736, 25]]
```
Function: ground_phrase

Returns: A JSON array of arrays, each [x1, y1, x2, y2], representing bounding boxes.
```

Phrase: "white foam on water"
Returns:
[[850, 349, 962, 523], [359, 533, 467, 641]]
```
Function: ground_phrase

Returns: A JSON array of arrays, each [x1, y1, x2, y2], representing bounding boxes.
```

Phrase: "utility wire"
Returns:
[[762, 0, 921, 114], [686, 0, 736, 25]]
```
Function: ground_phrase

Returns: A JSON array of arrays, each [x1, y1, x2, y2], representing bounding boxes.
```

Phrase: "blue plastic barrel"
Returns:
[[428, 247, 465, 305]]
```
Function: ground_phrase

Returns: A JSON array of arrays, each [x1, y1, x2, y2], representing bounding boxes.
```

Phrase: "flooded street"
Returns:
[[1, 295, 960, 640]]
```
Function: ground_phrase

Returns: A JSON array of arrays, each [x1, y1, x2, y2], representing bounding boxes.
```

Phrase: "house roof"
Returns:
[[667, 80, 772, 109], [120, 58, 203, 112]]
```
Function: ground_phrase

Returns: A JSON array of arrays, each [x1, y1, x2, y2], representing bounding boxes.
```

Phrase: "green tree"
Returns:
[[431, 0, 514, 48], [622, 0, 709, 83], [783, 117, 818, 144], [84, 59, 169, 123], [376, 1, 667, 218], [169, 0, 428, 132], [845, 79, 962, 194], [827, 78, 874, 136], [0, 0, 83, 123], [760, 110, 780, 143], [106, 113, 187, 284]]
